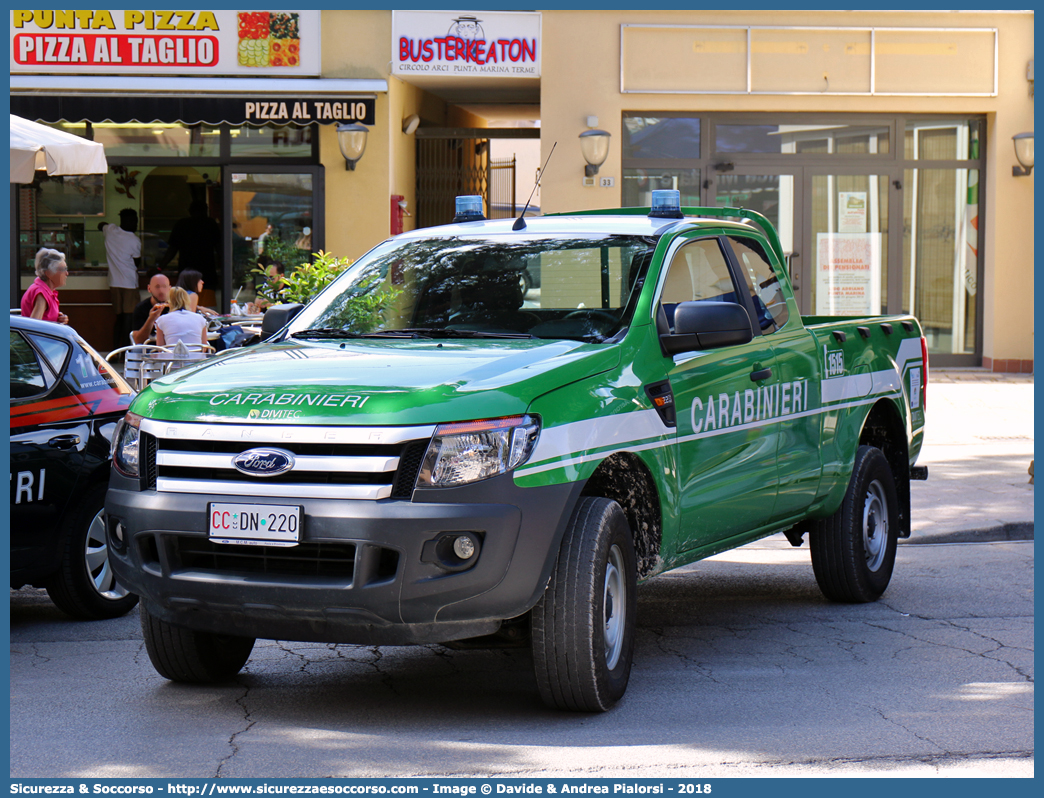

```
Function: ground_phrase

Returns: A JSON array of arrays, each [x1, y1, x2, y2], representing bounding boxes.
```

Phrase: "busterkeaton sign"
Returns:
[[392, 9, 541, 78], [11, 94, 376, 126]]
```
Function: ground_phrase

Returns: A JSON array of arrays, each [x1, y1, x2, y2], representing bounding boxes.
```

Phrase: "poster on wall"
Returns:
[[815, 232, 882, 316], [10, 10, 320, 75], [838, 191, 867, 233], [392, 10, 541, 78]]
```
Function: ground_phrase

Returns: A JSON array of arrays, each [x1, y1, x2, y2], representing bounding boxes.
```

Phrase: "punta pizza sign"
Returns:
[[392, 10, 541, 78], [10, 9, 320, 75]]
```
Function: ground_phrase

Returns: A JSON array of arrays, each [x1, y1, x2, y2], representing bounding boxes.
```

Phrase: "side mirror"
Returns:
[[660, 301, 753, 355], [260, 303, 304, 340]]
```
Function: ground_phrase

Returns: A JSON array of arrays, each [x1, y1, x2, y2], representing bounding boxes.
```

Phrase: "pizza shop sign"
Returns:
[[10, 9, 320, 75], [392, 10, 541, 78]]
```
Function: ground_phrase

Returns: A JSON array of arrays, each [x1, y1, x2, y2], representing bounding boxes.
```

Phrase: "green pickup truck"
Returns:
[[107, 191, 927, 711]]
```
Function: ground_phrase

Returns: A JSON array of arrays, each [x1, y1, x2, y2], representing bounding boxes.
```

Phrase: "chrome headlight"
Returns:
[[112, 412, 143, 478], [417, 415, 540, 488]]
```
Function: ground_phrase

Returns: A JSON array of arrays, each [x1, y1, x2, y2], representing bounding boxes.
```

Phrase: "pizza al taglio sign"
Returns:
[[10, 9, 320, 75], [392, 10, 541, 78]]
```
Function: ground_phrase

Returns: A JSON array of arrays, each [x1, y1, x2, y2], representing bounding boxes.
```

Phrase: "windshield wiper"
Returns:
[[290, 327, 354, 339], [383, 328, 537, 340], [292, 327, 537, 341]]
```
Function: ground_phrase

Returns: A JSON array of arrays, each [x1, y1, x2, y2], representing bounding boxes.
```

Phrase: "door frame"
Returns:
[[221, 164, 324, 313]]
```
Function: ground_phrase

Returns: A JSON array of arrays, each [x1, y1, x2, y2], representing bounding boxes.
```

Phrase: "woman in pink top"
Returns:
[[21, 248, 69, 324]]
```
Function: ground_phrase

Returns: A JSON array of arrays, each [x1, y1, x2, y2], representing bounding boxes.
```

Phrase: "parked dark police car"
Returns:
[[10, 314, 138, 619]]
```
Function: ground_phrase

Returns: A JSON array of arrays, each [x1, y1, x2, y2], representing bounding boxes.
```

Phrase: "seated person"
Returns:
[[175, 268, 218, 317], [155, 287, 208, 351], [130, 271, 170, 344]]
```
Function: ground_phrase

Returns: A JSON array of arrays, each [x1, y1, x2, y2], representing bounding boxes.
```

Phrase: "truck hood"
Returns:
[[132, 338, 621, 426]]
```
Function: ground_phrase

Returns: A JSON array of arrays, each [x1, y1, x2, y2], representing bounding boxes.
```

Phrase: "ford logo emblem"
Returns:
[[232, 448, 296, 477]]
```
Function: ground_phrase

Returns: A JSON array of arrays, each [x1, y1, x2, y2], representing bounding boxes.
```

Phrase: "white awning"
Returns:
[[10, 113, 108, 183], [10, 75, 388, 97]]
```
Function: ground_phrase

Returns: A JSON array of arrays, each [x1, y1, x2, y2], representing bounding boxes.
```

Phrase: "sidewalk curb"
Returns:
[[902, 522, 1034, 545]]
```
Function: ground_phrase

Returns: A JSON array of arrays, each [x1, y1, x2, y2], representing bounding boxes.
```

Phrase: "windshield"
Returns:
[[287, 234, 657, 342]]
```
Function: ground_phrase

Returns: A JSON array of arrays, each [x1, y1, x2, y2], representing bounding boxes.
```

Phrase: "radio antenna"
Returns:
[[512, 141, 556, 231]]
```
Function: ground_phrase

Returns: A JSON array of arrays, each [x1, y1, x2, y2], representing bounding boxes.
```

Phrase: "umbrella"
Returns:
[[10, 114, 108, 183]]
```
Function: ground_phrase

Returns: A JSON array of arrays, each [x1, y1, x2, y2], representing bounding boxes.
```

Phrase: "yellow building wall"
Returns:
[[539, 9, 1034, 365], [320, 10, 492, 261]]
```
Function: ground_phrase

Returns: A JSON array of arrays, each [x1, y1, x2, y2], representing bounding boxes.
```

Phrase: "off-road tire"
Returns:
[[810, 445, 899, 602], [45, 484, 139, 620], [532, 497, 637, 712], [140, 604, 255, 683]]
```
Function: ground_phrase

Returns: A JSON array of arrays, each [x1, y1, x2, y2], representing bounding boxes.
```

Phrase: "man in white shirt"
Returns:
[[98, 208, 142, 348]]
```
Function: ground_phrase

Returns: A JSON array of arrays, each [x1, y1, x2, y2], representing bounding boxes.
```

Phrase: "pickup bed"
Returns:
[[106, 192, 927, 711]]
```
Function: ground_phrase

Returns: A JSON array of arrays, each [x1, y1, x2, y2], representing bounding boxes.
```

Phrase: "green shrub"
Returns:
[[252, 250, 352, 306]]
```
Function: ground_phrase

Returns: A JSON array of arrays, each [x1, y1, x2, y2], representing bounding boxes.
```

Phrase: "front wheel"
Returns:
[[532, 497, 637, 711], [140, 604, 255, 683], [45, 485, 139, 620], [809, 445, 899, 603]]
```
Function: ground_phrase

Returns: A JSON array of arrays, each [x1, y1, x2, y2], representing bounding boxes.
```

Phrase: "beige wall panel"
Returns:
[[750, 29, 871, 93], [875, 30, 995, 95], [320, 10, 389, 79], [622, 26, 746, 93], [320, 94, 390, 263]]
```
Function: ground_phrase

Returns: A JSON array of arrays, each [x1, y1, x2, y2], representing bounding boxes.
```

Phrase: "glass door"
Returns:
[[803, 169, 899, 318], [222, 166, 323, 312]]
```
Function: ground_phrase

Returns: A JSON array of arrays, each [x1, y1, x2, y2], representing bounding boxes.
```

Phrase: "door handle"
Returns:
[[750, 368, 772, 382], [48, 434, 81, 450], [785, 252, 800, 291]]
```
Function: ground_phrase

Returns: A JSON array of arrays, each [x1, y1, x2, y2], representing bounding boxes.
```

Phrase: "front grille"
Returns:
[[392, 440, 430, 499], [143, 433, 158, 490], [141, 420, 433, 501], [172, 537, 359, 580]]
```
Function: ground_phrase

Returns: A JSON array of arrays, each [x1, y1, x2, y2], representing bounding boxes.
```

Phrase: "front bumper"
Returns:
[[105, 472, 582, 645]]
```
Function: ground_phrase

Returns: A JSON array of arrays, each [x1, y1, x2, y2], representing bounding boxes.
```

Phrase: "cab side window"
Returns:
[[659, 238, 740, 331], [10, 331, 54, 399], [728, 236, 790, 334]]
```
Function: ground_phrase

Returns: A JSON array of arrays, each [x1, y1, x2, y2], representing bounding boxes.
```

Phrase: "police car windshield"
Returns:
[[287, 234, 658, 343]]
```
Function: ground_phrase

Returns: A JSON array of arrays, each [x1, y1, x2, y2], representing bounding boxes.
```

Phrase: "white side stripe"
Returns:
[[516, 391, 900, 478], [526, 408, 669, 469]]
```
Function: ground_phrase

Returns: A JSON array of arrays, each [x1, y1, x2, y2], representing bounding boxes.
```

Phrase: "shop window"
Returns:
[[229, 124, 314, 158], [91, 123, 220, 158], [715, 123, 890, 155], [622, 168, 701, 209], [903, 118, 982, 161], [902, 168, 979, 355], [622, 115, 700, 159]]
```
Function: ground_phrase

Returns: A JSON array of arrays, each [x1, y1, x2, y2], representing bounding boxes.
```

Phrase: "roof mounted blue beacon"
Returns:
[[453, 195, 486, 223], [648, 189, 684, 219]]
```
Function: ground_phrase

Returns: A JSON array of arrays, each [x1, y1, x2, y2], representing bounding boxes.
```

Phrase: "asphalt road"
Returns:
[[9, 538, 1033, 779]]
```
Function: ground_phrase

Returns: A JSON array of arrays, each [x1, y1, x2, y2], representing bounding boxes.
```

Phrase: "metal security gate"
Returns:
[[488, 156, 516, 219], [416, 128, 537, 229]]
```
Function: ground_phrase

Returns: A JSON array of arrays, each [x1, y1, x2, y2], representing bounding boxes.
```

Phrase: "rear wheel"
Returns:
[[140, 604, 255, 683], [810, 445, 899, 602], [532, 497, 637, 711], [45, 485, 139, 620]]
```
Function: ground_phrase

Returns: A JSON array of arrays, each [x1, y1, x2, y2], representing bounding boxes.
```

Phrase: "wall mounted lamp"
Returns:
[[402, 114, 420, 135], [1012, 132, 1034, 177], [579, 129, 611, 177], [337, 123, 369, 171]]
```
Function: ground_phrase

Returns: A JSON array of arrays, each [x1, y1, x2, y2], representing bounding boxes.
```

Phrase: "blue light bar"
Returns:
[[648, 189, 683, 219], [453, 195, 485, 223]]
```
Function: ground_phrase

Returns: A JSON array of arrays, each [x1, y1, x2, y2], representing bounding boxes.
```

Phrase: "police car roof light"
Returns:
[[453, 195, 486, 223], [648, 189, 684, 219]]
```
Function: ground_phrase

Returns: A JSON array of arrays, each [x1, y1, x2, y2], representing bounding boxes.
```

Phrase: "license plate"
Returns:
[[208, 503, 301, 547]]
